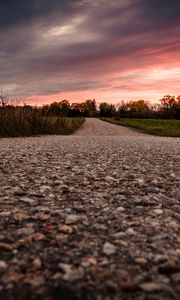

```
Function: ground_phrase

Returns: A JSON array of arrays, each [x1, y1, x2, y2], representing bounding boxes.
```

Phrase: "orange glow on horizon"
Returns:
[[25, 66, 180, 106]]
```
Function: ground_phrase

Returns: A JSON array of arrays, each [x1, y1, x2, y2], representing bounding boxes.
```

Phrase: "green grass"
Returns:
[[0, 109, 84, 137], [101, 118, 180, 137]]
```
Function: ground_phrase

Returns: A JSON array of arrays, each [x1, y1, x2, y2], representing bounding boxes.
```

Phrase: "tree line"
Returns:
[[0, 94, 180, 119]]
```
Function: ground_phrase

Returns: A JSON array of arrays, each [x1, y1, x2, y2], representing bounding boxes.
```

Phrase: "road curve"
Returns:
[[0, 118, 180, 300]]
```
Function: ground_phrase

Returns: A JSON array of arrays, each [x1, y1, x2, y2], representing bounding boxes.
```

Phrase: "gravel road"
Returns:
[[0, 118, 180, 300], [74, 118, 143, 136]]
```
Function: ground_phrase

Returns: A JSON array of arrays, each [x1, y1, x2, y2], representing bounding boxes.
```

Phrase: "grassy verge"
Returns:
[[0, 109, 84, 137], [101, 118, 180, 137]]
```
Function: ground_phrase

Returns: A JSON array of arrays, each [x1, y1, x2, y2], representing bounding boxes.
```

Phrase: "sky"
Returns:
[[0, 0, 180, 105]]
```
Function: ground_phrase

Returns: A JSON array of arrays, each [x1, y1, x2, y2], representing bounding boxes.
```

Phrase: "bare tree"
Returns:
[[0, 90, 9, 106], [0, 91, 24, 107], [10, 98, 22, 106]]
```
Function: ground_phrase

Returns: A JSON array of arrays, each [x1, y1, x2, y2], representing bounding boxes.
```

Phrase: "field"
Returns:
[[0, 108, 84, 137], [101, 118, 180, 137]]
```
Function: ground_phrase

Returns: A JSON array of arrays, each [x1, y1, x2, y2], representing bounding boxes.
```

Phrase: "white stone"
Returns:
[[65, 215, 79, 225], [153, 255, 168, 264], [58, 263, 84, 281], [103, 242, 116, 255], [19, 197, 35, 205], [0, 211, 11, 217], [0, 261, 8, 274], [153, 209, 163, 215], [140, 282, 162, 292], [116, 207, 125, 212], [126, 228, 136, 236]]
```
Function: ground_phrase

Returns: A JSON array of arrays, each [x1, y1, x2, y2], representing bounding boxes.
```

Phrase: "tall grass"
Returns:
[[0, 107, 84, 137], [101, 118, 180, 137]]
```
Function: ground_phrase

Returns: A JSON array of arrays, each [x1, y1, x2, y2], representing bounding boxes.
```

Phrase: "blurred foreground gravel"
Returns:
[[0, 118, 180, 300]]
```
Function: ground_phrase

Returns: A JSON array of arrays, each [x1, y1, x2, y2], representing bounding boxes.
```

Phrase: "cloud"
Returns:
[[0, 0, 86, 29], [139, 0, 180, 23], [0, 0, 179, 101]]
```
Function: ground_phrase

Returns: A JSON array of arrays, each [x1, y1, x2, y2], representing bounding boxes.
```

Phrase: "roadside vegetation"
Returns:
[[99, 95, 180, 120], [0, 93, 180, 137], [0, 107, 84, 137], [101, 118, 180, 137], [98, 95, 180, 137]]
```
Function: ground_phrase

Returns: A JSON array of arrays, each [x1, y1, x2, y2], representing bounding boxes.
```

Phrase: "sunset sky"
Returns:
[[0, 0, 180, 104]]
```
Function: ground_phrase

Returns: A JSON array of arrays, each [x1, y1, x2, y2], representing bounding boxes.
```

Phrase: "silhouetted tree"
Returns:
[[59, 100, 71, 117], [99, 102, 116, 117], [84, 99, 97, 117], [160, 95, 179, 118]]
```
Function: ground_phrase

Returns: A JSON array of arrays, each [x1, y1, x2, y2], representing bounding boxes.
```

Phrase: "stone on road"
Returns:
[[0, 118, 180, 300]]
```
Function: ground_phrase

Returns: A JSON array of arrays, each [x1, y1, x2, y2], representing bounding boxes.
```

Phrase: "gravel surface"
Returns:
[[0, 118, 180, 300], [74, 118, 143, 136]]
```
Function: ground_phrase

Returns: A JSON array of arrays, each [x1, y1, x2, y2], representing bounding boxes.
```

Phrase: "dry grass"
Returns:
[[0, 108, 84, 137]]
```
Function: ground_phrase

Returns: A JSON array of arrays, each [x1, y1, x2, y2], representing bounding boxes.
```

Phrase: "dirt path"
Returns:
[[74, 118, 143, 136], [0, 119, 180, 300]]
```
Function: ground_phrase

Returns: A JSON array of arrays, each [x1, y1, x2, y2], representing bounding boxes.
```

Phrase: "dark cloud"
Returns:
[[0, 0, 179, 100], [0, 0, 85, 29], [139, 0, 180, 22]]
